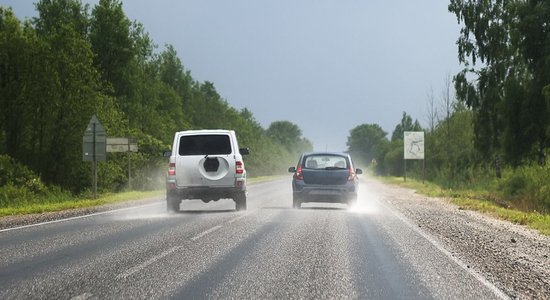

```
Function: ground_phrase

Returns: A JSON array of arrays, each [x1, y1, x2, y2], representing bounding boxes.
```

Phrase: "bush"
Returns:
[[499, 165, 550, 213], [0, 154, 39, 187], [0, 183, 36, 207]]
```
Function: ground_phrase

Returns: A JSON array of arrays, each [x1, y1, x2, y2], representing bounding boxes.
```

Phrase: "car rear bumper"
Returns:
[[292, 181, 357, 203]]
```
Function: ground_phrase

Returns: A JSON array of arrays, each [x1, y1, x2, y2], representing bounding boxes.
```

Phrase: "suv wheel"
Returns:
[[292, 194, 301, 209], [234, 192, 247, 211], [167, 192, 180, 213]]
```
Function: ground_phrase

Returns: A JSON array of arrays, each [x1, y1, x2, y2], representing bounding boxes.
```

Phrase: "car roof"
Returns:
[[176, 129, 234, 135], [302, 152, 350, 157]]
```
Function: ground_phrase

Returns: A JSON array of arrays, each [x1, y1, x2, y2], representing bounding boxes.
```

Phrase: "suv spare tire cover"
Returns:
[[198, 157, 230, 180]]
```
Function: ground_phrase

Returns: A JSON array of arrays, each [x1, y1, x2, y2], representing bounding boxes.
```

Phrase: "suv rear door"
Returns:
[[175, 134, 236, 187]]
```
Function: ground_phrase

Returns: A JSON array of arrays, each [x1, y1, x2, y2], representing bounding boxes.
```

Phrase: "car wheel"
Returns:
[[293, 194, 301, 209], [235, 192, 247, 211], [348, 194, 358, 207], [167, 192, 180, 213]]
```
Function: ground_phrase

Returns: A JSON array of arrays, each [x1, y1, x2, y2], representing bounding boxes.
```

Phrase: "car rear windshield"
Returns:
[[303, 154, 348, 170], [178, 135, 232, 156]]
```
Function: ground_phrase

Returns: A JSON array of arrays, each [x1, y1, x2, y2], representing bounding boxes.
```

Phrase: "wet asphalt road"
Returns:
[[0, 178, 507, 299]]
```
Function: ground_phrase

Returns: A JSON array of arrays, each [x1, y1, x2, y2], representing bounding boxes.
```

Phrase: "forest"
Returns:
[[347, 0, 550, 213], [0, 0, 312, 206], [2, 0, 549, 215]]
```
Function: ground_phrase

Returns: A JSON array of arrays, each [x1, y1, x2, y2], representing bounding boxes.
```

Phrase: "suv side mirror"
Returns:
[[356, 168, 363, 175], [239, 148, 250, 155], [288, 167, 296, 173], [163, 151, 172, 158]]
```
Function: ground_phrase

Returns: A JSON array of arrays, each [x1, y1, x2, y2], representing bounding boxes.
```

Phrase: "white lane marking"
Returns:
[[190, 225, 223, 241], [0, 202, 160, 233], [116, 215, 246, 279], [116, 246, 183, 280], [374, 197, 510, 300], [227, 213, 248, 224], [71, 292, 93, 300]]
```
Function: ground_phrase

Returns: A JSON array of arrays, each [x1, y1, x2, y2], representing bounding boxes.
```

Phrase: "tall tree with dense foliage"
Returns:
[[391, 112, 423, 142], [89, 0, 133, 97], [449, 0, 550, 165]]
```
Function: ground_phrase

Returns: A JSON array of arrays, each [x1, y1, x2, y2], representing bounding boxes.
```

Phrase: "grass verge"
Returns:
[[0, 175, 288, 218], [0, 190, 162, 217], [377, 176, 550, 236]]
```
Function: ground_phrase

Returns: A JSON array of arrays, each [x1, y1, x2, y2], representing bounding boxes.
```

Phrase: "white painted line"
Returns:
[[374, 198, 510, 300], [0, 202, 160, 233], [116, 246, 183, 280], [190, 225, 223, 241], [71, 292, 93, 300], [227, 213, 248, 224]]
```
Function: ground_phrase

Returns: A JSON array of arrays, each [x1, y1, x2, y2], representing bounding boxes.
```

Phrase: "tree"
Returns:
[[449, 0, 550, 165], [33, 0, 90, 37], [347, 123, 388, 167], [89, 0, 133, 97], [391, 112, 422, 142]]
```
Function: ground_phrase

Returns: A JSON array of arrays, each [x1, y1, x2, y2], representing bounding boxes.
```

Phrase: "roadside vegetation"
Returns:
[[0, 0, 311, 212], [346, 1, 550, 227], [379, 176, 550, 236]]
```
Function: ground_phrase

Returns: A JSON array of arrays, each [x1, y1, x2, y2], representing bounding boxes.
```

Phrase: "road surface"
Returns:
[[0, 178, 509, 299]]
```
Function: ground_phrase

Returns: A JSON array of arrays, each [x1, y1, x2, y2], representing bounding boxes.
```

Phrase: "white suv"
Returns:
[[165, 130, 249, 212]]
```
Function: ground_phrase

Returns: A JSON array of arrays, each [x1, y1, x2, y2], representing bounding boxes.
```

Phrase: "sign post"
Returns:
[[403, 131, 425, 183], [83, 115, 106, 198], [106, 137, 138, 190]]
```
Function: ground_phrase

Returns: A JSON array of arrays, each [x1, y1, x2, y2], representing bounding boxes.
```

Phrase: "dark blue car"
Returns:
[[288, 152, 362, 208]]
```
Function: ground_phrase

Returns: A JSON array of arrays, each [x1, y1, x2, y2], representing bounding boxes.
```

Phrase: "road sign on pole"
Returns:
[[403, 131, 425, 183], [83, 115, 106, 198], [106, 137, 138, 190]]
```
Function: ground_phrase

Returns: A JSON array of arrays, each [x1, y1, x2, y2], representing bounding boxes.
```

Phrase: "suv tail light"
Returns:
[[236, 161, 244, 174], [295, 165, 304, 180], [348, 167, 356, 181], [168, 163, 176, 176]]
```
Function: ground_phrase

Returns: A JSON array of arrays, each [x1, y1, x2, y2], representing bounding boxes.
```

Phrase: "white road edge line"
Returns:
[[190, 225, 223, 241], [0, 202, 160, 233], [116, 246, 183, 280], [374, 197, 510, 300], [70, 292, 93, 300]]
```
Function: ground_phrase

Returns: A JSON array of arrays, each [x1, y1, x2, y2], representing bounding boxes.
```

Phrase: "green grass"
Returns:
[[378, 176, 550, 236], [0, 175, 287, 217], [0, 190, 162, 217]]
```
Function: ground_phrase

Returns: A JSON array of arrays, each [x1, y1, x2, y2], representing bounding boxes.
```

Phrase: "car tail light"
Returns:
[[168, 163, 176, 176], [236, 161, 244, 174], [295, 165, 304, 180], [348, 167, 356, 181]]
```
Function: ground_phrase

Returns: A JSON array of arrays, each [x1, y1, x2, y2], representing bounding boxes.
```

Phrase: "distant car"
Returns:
[[164, 130, 249, 212], [288, 152, 362, 208]]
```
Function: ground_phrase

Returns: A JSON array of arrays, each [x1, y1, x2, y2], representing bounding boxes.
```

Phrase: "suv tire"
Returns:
[[167, 192, 180, 213], [234, 192, 247, 211]]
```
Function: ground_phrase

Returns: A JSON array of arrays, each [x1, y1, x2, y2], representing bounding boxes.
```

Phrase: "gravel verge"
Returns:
[[364, 177, 550, 299]]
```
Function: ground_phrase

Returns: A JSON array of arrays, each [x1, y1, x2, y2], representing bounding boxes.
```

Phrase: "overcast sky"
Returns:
[[4, 0, 462, 152]]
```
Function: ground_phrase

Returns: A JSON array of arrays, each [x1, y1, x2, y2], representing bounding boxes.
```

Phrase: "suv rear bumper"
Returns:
[[167, 185, 246, 201]]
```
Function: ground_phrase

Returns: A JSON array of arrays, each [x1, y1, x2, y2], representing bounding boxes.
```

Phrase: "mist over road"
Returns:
[[1, 177, 544, 299]]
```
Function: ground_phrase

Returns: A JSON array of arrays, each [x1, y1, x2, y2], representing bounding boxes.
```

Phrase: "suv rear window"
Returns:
[[178, 135, 232, 156]]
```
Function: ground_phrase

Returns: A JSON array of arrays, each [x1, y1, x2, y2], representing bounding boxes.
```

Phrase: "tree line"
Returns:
[[0, 0, 312, 197], [346, 0, 550, 213]]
